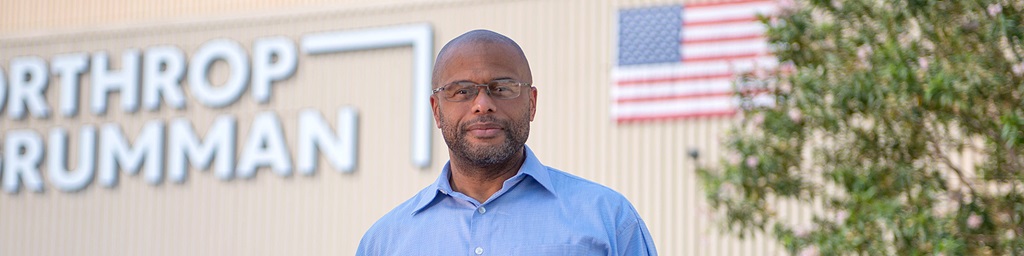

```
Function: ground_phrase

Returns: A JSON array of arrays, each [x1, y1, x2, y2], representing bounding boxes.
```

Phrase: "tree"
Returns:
[[697, 0, 1024, 254]]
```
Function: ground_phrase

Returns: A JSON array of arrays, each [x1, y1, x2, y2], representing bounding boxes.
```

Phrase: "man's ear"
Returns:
[[431, 95, 442, 128], [529, 87, 537, 121]]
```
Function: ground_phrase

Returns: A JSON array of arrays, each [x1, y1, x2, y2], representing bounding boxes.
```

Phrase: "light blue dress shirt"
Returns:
[[357, 146, 657, 255]]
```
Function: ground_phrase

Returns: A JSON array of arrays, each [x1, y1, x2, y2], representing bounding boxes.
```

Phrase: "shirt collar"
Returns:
[[411, 145, 555, 215]]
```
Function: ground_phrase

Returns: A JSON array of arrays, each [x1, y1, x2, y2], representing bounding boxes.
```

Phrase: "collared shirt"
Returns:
[[357, 146, 657, 256]]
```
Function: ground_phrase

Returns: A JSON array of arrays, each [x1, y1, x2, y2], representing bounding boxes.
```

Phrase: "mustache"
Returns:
[[460, 116, 507, 131]]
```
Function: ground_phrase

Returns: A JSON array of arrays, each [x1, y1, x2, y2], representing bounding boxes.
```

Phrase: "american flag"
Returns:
[[612, 0, 778, 122]]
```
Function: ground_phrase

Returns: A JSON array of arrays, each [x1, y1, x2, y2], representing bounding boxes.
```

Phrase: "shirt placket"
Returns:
[[470, 201, 490, 255], [464, 175, 527, 255]]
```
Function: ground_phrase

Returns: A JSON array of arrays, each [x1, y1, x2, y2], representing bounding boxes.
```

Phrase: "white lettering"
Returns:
[[98, 121, 165, 187], [2, 130, 45, 193], [237, 112, 292, 178], [168, 116, 237, 182], [51, 53, 89, 117], [252, 37, 297, 103], [188, 39, 249, 108], [48, 127, 96, 192], [143, 46, 187, 111], [90, 50, 141, 114], [298, 108, 358, 174], [0, 25, 443, 194], [8, 56, 51, 119]]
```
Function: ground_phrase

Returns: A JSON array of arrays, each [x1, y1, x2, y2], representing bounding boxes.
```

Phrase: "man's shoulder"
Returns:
[[357, 185, 435, 254], [538, 166, 648, 234], [367, 185, 434, 226], [362, 185, 436, 233], [542, 167, 634, 206]]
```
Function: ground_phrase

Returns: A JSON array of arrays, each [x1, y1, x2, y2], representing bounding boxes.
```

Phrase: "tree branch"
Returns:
[[923, 126, 977, 195]]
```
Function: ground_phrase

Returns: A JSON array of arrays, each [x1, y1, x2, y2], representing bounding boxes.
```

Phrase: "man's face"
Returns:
[[431, 42, 537, 166]]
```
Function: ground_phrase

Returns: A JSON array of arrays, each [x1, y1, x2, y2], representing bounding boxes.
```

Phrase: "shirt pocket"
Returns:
[[510, 244, 605, 256]]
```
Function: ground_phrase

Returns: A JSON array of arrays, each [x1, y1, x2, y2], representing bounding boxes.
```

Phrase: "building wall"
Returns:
[[0, 0, 786, 255]]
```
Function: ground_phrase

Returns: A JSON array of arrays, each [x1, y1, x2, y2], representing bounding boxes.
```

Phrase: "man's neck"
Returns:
[[448, 149, 526, 203]]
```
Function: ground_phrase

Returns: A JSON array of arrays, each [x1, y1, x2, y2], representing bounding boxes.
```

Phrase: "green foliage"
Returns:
[[697, 0, 1024, 254]]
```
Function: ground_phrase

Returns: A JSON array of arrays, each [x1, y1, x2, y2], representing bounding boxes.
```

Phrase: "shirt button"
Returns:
[[477, 207, 486, 214], [475, 247, 484, 255]]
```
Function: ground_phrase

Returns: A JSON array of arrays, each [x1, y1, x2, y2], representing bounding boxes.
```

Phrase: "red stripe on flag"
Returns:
[[615, 110, 738, 123], [616, 91, 734, 103], [683, 52, 765, 62], [686, 0, 776, 8], [683, 34, 764, 44], [616, 88, 771, 103], [616, 72, 733, 86], [684, 16, 762, 27]]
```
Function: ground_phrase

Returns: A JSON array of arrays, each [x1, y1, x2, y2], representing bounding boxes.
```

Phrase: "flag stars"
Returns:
[[618, 5, 682, 66]]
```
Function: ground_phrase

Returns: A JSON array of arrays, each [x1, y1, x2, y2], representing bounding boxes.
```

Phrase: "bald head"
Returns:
[[432, 30, 532, 87]]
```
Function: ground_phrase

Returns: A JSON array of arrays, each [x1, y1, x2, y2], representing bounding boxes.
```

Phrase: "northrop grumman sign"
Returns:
[[0, 23, 435, 194]]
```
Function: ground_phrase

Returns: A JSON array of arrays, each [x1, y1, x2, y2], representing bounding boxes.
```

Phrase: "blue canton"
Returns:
[[617, 5, 683, 66]]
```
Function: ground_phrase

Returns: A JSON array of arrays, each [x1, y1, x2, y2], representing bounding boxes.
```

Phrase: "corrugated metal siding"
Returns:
[[0, 0, 450, 36], [0, 0, 793, 255]]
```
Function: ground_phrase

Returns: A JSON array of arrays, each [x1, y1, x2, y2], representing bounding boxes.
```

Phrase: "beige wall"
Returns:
[[0, 0, 789, 255]]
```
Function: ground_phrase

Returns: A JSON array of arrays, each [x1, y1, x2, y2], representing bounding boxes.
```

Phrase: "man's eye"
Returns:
[[455, 89, 470, 94]]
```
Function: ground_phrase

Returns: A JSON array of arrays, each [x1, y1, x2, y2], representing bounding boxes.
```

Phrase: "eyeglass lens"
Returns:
[[440, 80, 523, 102]]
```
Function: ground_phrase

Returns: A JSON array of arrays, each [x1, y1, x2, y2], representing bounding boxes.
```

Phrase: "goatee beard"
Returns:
[[441, 114, 530, 167]]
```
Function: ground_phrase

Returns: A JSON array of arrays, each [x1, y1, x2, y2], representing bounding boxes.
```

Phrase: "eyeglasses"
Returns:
[[432, 79, 532, 102]]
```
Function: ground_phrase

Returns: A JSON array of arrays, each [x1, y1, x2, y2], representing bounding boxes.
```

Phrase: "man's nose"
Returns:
[[470, 85, 496, 114]]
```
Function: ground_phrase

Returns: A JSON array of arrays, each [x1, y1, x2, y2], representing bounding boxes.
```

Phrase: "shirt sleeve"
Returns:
[[355, 232, 376, 256], [356, 223, 385, 256], [617, 215, 658, 256]]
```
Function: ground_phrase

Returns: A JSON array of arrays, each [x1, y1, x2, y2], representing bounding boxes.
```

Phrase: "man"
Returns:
[[357, 29, 657, 255]]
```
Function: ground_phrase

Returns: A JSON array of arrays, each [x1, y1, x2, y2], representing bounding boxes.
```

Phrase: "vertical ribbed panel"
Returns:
[[0, 0, 402, 36], [0, 0, 800, 255]]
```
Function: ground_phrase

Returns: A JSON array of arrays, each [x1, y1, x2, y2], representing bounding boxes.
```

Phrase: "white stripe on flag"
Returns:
[[684, 1, 777, 23], [681, 38, 769, 60], [612, 79, 733, 101], [613, 96, 736, 119], [684, 23, 766, 41], [611, 57, 778, 80]]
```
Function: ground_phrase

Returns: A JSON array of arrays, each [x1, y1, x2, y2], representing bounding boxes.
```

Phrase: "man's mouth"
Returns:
[[466, 123, 503, 138]]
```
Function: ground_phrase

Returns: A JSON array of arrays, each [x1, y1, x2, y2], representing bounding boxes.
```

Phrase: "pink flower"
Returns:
[[836, 210, 849, 223], [789, 109, 803, 123], [918, 57, 929, 70], [798, 246, 820, 256], [857, 45, 873, 66], [778, 82, 793, 94], [751, 113, 766, 126], [1013, 63, 1024, 76], [967, 214, 982, 229], [746, 156, 759, 168], [988, 4, 1002, 16], [778, 0, 796, 9]]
